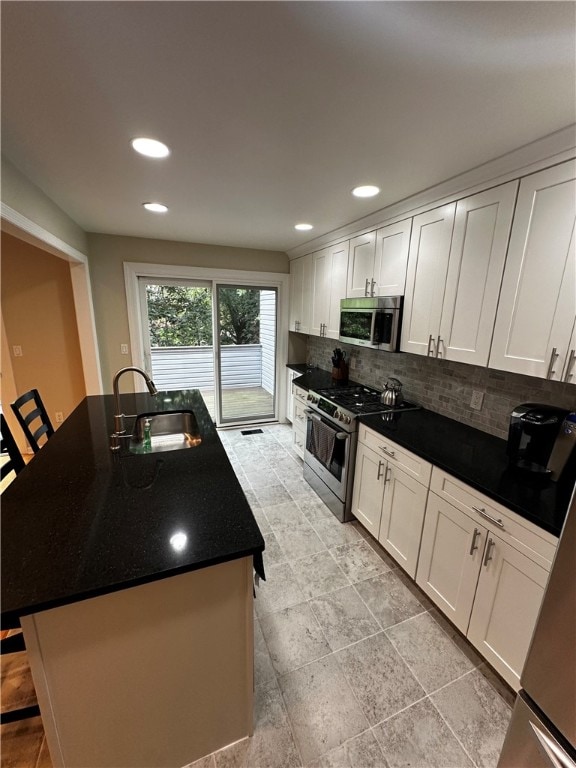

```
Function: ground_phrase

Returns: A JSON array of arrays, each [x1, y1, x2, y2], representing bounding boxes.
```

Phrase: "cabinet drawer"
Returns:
[[358, 425, 432, 486], [293, 400, 308, 431], [430, 467, 557, 568], [293, 385, 308, 405]]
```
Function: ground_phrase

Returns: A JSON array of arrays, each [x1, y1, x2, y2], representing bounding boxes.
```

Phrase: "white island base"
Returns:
[[21, 557, 255, 768]]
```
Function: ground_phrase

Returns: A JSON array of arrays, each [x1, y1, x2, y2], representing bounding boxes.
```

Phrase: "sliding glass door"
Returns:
[[139, 278, 278, 425], [216, 285, 277, 424]]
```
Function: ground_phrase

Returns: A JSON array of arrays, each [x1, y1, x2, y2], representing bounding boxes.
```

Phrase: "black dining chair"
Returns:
[[11, 389, 54, 454], [0, 417, 40, 723], [1, 413, 26, 480]]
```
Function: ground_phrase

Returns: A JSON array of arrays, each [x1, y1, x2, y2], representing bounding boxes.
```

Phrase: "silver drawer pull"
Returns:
[[472, 505, 505, 529], [469, 528, 481, 555], [427, 334, 434, 356], [546, 347, 559, 379], [564, 349, 575, 382], [370, 279, 376, 296], [483, 538, 495, 567], [385, 466, 392, 484], [365, 278, 370, 297], [436, 335, 442, 359], [377, 460, 385, 480], [378, 445, 396, 459]]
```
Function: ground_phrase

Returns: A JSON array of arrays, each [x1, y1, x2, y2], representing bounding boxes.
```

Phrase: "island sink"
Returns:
[[129, 409, 202, 454]]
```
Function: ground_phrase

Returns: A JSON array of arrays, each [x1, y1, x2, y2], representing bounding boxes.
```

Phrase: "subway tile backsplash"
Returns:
[[306, 337, 576, 440]]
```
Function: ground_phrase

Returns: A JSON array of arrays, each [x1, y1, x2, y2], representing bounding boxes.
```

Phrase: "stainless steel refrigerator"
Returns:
[[498, 489, 576, 768]]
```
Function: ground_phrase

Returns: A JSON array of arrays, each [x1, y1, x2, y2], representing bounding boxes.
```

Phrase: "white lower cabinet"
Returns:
[[351, 427, 431, 578], [291, 385, 308, 459], [416, 469, 557, 690], [416, 492, 486, 634], [466, 532, 549, 690]]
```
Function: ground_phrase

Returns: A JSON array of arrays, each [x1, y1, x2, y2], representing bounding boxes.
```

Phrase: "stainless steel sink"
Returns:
[[129, 410, 202, 454]]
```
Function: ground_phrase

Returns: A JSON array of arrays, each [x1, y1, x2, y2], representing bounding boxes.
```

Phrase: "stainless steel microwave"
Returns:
[[339, 297, 403, 351]]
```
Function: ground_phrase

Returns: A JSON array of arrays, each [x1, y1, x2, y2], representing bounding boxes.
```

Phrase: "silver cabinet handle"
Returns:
[[371, 279, 376, 297], [427, 334, 434, 356], [530, 721, 576, 768], [483, 538, 495, 566], [294, 320, 300, 331], [564, 349, 575, 382], [385, 466, 392, 483], [547, 347, 559, 379], [469, 528, 481, 555], [377, 460, 385, 480], [472, 505, 505, 529], [436, 335, 442, 358], [365, 278, 370, 297], [378, 445, 396, 459]]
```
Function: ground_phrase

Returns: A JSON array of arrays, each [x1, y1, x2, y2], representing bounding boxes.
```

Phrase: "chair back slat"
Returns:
[[10, 389, 54, 454]]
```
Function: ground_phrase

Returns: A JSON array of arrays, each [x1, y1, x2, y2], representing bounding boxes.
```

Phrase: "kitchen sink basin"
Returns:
[[129, 410, 202, 454]]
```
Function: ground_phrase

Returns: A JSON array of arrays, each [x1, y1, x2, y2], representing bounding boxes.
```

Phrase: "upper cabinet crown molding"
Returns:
[[287, 127, 576, 261]]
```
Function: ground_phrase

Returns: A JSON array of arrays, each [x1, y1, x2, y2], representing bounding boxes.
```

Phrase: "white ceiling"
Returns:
[[2, 1, 575, 253]]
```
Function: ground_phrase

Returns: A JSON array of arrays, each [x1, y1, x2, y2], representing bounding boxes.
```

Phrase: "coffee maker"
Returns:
[[507, 404, 574, 480]]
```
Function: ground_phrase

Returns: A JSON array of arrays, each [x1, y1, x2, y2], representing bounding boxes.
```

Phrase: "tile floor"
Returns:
[[0, 423, 514, 768]]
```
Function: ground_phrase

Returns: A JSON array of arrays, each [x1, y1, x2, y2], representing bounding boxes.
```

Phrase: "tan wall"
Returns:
[[1, 155, 88, 254], [1, 233, 86, 439], [87, 233, 290, 390]]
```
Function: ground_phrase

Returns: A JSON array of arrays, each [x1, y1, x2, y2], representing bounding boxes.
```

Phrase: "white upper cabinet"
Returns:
[[438, 182, 518, 365], [401, 204, 456, 356], [289, 254, 312, 334], [373, 219, 412, 296], [489, 160, 576, 379], [402, 183, 518, 365], [311, 241, 350, 339], [346, 232, 377, 298], [347, 223, 411, 298]]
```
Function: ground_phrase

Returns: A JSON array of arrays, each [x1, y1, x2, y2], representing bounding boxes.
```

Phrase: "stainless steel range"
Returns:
[[302, 384, 419, 522]]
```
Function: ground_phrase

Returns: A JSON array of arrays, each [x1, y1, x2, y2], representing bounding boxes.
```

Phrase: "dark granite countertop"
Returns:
[[1, 390, 264, 624], [287, 365, 572, 537], [359, 408, 574, 538]]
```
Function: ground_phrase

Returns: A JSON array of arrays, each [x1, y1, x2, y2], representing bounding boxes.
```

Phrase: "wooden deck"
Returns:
[[199, 386, 275, 422]]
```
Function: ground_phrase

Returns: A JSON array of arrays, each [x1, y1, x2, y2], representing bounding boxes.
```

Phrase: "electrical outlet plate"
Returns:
[[55, 411, 64, 423], [12, 345, 22, 357], [470, 391, 484, 411], [120, 344, 129, 355]]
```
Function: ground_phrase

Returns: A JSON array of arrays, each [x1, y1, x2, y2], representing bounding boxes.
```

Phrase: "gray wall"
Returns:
[[87, 233, 289, 390], [306, 335, 576, 440], [1, 155, 88, 254]]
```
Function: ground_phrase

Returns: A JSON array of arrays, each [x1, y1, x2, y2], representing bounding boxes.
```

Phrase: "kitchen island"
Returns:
[[1, 390, 264, 768]]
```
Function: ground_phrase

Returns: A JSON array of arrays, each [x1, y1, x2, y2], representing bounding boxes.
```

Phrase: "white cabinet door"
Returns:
[[351, 441, 386, 538], [289, 255, 312, 334], [438, 182, 518, 365], [401, 204, 456, 356], [374, 219, 412, 296], [489, 160, 576, 379], [286, 369, 298, 423], [311, 243, 350, 339], [325, 241, 350, 339], [311, 249, 329, 337], [378, 464, 429, 579], [468, 533, 550, 690], [416, 493, 486, 634], [346, 232, 377, 298]]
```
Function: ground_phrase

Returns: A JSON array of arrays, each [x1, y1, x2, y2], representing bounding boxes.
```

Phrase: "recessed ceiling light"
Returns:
[[131, 137, 170, 158], [143, 202, 168, 213], [352, 185, 380, 198], [295, 223, 313, 231]]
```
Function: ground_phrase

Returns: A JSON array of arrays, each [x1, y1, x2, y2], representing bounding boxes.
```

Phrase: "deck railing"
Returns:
[[150, 345, 267, 391]]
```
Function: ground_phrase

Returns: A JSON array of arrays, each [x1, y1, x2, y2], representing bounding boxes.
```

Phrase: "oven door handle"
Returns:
[[305, 410, 349, 440]]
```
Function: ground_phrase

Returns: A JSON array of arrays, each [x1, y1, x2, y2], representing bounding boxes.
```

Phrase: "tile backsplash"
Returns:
[[306, 336, 576, 440]]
